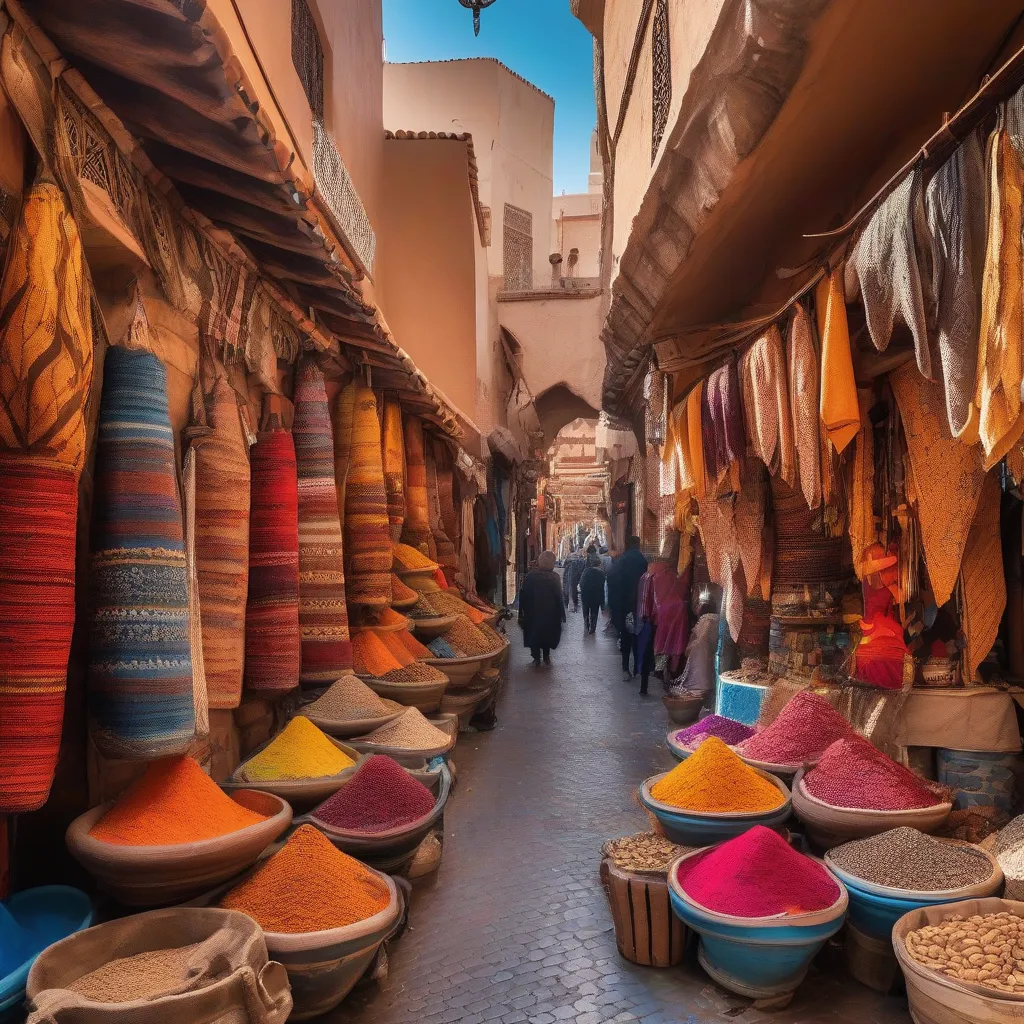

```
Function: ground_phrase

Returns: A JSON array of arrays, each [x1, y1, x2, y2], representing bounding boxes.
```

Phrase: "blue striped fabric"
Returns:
[[88, 346, 195, 760]]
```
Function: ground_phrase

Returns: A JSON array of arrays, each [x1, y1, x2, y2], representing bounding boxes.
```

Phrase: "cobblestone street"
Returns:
[[334, 614, 911, 1024]]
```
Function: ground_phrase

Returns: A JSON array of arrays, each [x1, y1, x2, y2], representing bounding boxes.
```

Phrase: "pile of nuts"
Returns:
[[603, 832, 691, 874], [906, 911, 1024, 993]]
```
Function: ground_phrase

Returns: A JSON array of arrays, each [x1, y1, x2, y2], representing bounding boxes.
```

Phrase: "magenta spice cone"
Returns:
[[738, 690, 852, 765], [674, 715, 754, 748], [313, 754, 435, 833]]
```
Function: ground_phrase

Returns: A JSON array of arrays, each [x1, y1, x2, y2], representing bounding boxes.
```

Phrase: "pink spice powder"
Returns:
[[803, 734, 940, 810], [739, 691, 852, 765], [676, 826, 840, 918]]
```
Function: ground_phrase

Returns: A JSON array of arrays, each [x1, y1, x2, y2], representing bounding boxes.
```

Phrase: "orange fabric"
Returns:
[[816, 268, 860, 455], [686, 382, 706, 499]]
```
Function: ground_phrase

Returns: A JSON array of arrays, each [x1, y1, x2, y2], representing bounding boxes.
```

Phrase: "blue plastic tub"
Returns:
[[0, 886, 94, 1014], [668, 849, 847, 998]]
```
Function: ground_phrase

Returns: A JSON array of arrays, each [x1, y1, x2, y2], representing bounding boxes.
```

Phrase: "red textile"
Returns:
[[648, 563, 693, 670]]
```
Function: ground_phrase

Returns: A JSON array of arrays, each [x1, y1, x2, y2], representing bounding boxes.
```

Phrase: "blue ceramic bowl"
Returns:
[[668, 848, 848, 998], [638, 770, 791, 846], [0, 886, 94, 1014]]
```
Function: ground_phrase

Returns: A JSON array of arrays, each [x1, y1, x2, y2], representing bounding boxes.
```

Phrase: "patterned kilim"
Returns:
[[892, 363, 986, 607], [89, 348, 195, 760], [739, 326, 795, 486], [401, 412, 433, 552], [0, 458, 77, 811], [701, 359, 745, 486], [734, 458, 768, 600], [381, 395, 405, 542], [435, 440, 460, 549], [332, 377, 354, 536], [245, 428, 300, 695], [342, 384, 391, 609], [294, 356, 352, 683], [848, 393, 875, 582], [959, 472, 1005, 683], [194, 372, 250, 708], [0, 179, 93, 476], [182, 446, 209, 740], [427, 439, 458, 568], [786, 304, 821, 510], [816, 268, 860, 455]]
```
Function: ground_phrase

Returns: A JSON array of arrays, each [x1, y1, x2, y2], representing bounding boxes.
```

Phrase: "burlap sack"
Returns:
[[26, 908, 291, 1024]]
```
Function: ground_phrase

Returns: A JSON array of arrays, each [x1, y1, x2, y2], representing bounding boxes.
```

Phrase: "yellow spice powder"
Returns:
[[240, 716, 355, 782]]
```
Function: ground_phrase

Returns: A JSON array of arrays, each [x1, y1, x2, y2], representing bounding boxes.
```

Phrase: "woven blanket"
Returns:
[[295, 357, 352, 682], [89, 347, 195, 760], [381, 395, 405, 542], [182, 446, 209, 740], [245, 428, 300, 695], [786, 304, 821, 510], [701, 359, 745, 486], [816, 268, 860, 455], [0, 457, 77, 811], [401, 412, 433, 552], [739, 325, 795, 486], [194, 371, 250, 708], [427, 439, 458, 568]]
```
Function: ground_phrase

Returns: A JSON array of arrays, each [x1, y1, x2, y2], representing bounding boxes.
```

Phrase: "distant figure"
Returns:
[[562, 549, 585, 613], [518, 550, 566, 666], [599, 545, 612, 574], [607, 536, 649, 681], [579, 553, 606, 635]]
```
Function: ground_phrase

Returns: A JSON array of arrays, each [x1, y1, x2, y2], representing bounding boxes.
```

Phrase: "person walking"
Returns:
[[578, 553, 605, 635], [607, 536, 648, 681], [518, 550, 565, 666], [566, 549, 586, 613]]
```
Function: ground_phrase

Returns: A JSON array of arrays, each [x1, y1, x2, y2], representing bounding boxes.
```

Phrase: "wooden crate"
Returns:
[[600, 858, 685, 967]]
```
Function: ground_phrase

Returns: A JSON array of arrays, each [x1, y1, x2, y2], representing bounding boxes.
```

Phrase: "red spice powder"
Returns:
[[740, 691, 852, 765], [803, 734, 940, 810], [313, 754, 435, 833], [676, 826, 840, 918]]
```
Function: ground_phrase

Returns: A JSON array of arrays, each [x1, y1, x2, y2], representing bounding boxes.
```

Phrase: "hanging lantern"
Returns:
[[458, 0, 497, 35]]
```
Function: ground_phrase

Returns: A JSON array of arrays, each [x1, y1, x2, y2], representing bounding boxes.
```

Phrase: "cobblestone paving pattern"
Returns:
[[333, 614, 910, 1024]]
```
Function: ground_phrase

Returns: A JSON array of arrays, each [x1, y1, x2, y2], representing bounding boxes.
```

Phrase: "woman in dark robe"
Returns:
[[518, 550, 565, 666]]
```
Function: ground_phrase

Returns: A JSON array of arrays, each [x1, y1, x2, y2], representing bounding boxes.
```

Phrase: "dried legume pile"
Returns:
[[351, 630, 402, 676], [830, 827, 992, 891], [428, 590, 486, 624], [314, 754, 435, 832], [408, 595, 435, 619], [905, 911, 1024, 992], [476, 621, 505, 649], [391, 574, 418, 605], [383, 662, 448, 683], [739, 691, 852, 765], [677, 826, 840, 917], [604, 832, 690, 874], [67, 943, 210, 1002], [393, 543, 436, 571], [440, 616, 498, 656], [649, 737, 785, 813], [239, 715, 354, 782], [428, 637, 458, 658], [365, 707, 450, 749], [89, 757, 267, 845], [304, 675, 404, 721], [674, 715, 754, 749], [220, 824, 390, 932], [803, 734, 941, 810]]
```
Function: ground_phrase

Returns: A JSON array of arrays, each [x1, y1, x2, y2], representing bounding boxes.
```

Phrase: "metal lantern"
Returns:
[[458, 0, 497, 35]]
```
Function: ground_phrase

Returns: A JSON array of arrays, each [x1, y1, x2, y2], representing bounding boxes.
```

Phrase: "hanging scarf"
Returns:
[[734, 458, 769, 600], [816, 267, 860, 454], [739, 325, 795, 485], [786, 304, 821, 510], [686, 381, 706, 499], [701, 359, 745, 486], [847, 392, 875, 582]]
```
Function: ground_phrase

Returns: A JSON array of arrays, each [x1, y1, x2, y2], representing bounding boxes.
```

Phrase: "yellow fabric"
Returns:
[[847, 392, 875, 581], [975, 128, 1024, 469], [816, 268, 859, 455], [686, 382, 706, 500], [0, 179, 93, 474]]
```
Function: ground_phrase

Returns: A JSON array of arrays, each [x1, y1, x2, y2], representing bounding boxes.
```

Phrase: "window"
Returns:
[[291, 0, 324, 120], [651, 0, 671, 163], [503, 204, 533, 291]]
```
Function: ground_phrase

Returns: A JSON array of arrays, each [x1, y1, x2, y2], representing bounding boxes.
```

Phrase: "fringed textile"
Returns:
[[381, 395, 405, 542], [816, 268, 860, 455], [401, 412, 432, 552], [294, 357, 352, 683], [0, 458, 77, 811], [786, 304, 821, 510], [701, 360, 745, 486], [194, 371, 250, 709], [182, 446, 209, 740], [739, 325, 795, 485], [88, 348, 195, 760], [848, 393, 876, 582], [245, 429, 300, 695], [734, 458, 769, 600]]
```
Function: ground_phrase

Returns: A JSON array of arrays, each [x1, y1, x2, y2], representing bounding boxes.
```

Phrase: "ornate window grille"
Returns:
[[291, 0, 324, 120], [503, 203, 533, 291], [651, 0, 671, 163]]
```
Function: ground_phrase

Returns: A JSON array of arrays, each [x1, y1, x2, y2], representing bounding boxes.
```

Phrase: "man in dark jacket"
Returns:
[[607, 536, 648, 680], [518, 550, 566, 666], [578, 553, 605, 635]]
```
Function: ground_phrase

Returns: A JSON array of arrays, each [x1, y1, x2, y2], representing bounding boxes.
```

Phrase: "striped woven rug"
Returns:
[[294, 357, 353, 684], [245, 427, 300, 695], [89, 347, 195, 760], [401, 412, 433, 554]]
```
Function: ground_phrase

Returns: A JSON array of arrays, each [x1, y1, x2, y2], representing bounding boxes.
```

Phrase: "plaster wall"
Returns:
[[551, 193, 602, 278]]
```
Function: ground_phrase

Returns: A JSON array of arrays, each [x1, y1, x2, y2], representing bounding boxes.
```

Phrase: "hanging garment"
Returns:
[[734, 458, 768, 600], [924, 130, 986, 442], [848, 167, 931, 378], [975, 120, 1024, 468], [380, 395, 405, 542], [816, 267, 860, 455], [244, 427, 300, 696], [182, 446, 210, 741], [786, 304, 821, 510], [652, 563, 693, 676], [891, 363, 986, 607], [89, 347, 195, 760], [436, 442, 460, 546], [401, 413, 433, 552], [662, 401, 686, 495], [294, 356, 352, 684], [847, 393, 876, 582], [696, 490, 742, 641], [701, 360, 745, 486], [427, 439, 458, 568], [671, 613, 719, 697], [739, 325, 796, 485]]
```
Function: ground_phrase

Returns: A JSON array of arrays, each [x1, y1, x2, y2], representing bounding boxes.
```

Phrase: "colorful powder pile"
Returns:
[[393, 543, 436, 572], [67, 944, 209, 1002], [220, 824, 390, 932], [314, 755, 435, 832], [372, 607, 410, 630], [390, 629, 434, 660], [351, 630, 402, 677], [408, 595, 436, 619], [803, 734, 942, 810], [365, 708, 450, 750], [303, 675, 402, 721], [391, 574, 418, 605], [239, 716, 354, 782], [674, 715, 755, 749], [383, 662, 449, 683], [676, 826, 840, 917], [89, 757, 267, 846], [739, 691, 852, 765], [649, 737, 785, 814], [379, 631, 416, 667]]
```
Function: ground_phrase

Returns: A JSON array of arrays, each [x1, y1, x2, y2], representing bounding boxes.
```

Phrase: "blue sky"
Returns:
[[383, 0, 596, 195]]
